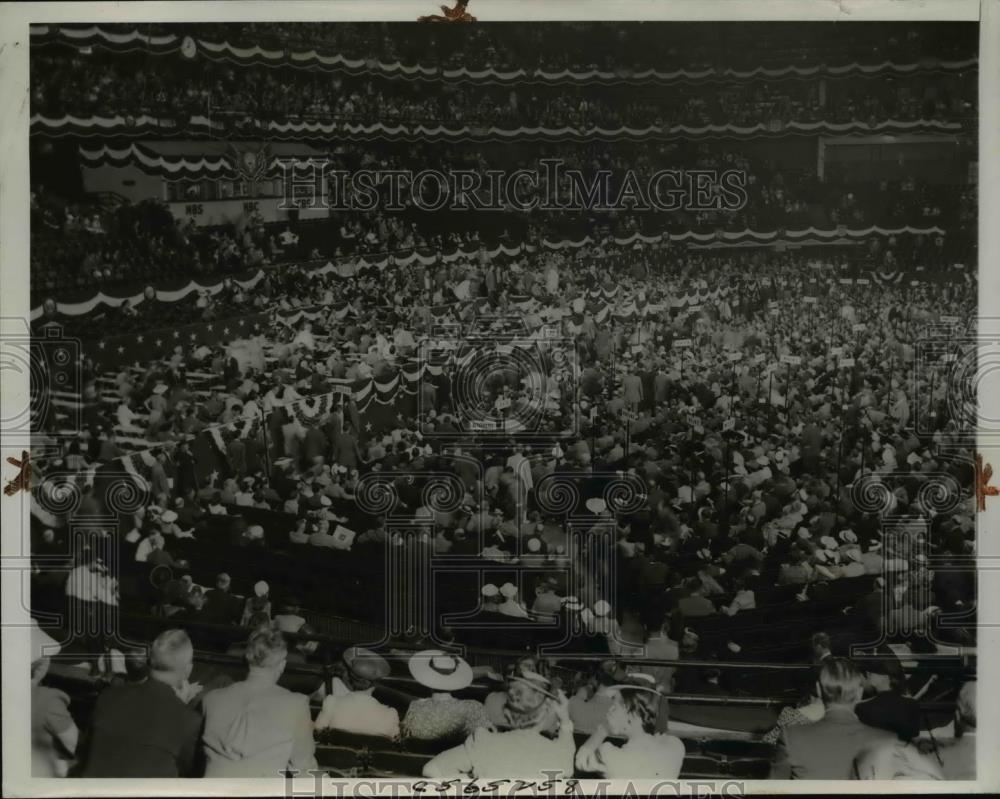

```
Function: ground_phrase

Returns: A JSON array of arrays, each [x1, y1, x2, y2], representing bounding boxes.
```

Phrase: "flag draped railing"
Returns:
[[30, 24, 977, 86], [32, 229, 951, 320], [44, 115, 969, 142]]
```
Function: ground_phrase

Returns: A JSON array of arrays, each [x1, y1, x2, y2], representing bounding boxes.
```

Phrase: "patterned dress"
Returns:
[[401, 697, 491, 742]]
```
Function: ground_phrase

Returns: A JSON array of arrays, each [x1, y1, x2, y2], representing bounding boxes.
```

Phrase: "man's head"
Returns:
[[216, 573, 231, 591], [149, 629, 194, 685], [188, 588, 206, 611], [245, 628, 288, 678], [811, 631, 832, 661], [818, 658, 864, 708]]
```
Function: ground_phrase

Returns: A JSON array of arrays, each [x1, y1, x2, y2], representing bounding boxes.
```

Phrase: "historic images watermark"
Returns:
[[275, 159, 749, 213]]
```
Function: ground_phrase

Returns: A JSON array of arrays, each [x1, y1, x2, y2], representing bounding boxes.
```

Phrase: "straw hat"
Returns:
[[585, 497, 607, 514], [481, 583, 500, 598], [408, 650, 473, 691], [561, 596, 583, 611]]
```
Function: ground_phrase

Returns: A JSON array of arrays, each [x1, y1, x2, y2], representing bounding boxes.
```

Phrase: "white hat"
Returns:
[[319, 495, 332, 507], [585, 497, 607, 514], [248, 525, 264, 539], [481, 583, 499, 598], [499, 582, 518, 598], [839, 529, 858, 544], [846, 549, 862, 563], [814, 549, 829, 563], [152, 384, 168, 395], [526, 538, 542, 553], [408, 650, 473, 691], [820, 535, 838, 551], [593, 599, 612, 617], [160, 510, 178, 523], [254, 580, 269, 597], [561, 596, 583, 611]]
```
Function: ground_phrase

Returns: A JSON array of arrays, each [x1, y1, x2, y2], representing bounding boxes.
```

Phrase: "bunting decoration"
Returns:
[[32, 230, 949, 321], [40, 116, 968, 142], [31, 24, 977, 86], [81, 313, 268, 370]]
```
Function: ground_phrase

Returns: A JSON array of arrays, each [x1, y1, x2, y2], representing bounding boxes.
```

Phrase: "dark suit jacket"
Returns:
[[770, 705, 898, 779], [83, 678, 203, 777], [201, 588, 243, 626]]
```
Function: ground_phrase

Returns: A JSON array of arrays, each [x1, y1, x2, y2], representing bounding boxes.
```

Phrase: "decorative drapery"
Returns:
[[31, 24, 977, 86]]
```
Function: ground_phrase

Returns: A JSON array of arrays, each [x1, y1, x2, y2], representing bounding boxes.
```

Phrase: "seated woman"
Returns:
[[401, 651, 491, 744], [422, 671, 575, 779], [484, 656, 554, 729], [314, 647, 399, 739], [574, 673, 685, 779]]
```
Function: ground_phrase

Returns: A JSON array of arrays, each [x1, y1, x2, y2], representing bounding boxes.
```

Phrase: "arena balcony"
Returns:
[[31, 21, 977, 84]]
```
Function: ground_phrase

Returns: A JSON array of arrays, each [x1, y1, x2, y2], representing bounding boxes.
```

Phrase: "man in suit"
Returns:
[[201, 573, 244, 627], [936, 681, 975, 779], [83, 629, 203, 777], [770, 658, 897, 779], [201, 628, 317, 777]]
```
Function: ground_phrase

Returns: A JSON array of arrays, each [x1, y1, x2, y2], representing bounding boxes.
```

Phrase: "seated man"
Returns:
[[770, 658, 898, 779]]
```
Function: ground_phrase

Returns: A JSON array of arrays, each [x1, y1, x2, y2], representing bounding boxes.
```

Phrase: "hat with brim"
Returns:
[[561, 596, 583, 611], [160, 510, 178, 523], [153, 384, 168, 395], [408, 650, 473, 691], [839, 529, 858, 544], [608, 673, 662, 697], [508, 671, 559, 701], [585, 497, 607, 514], [343, 646, 390, 681]]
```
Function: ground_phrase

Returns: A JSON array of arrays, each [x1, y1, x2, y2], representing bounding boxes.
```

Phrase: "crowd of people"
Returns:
[[29, 609, 977, 778], [30, 240, 977, 777], [40, 22, 977, 77], [32, 134, 971, 301], [26, 19, 980, 785], [31, 48, 975, 132], [30, 187, 301, 295]]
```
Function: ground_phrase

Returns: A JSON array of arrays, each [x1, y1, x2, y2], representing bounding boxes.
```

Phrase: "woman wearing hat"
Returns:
[[484, 656, 555, 729], [401, 651, 491, 743], [422, 671, 575, 779], [240, 581, 272, 628], [314, 647, 399, 739], [575, 674, 685, 779]]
